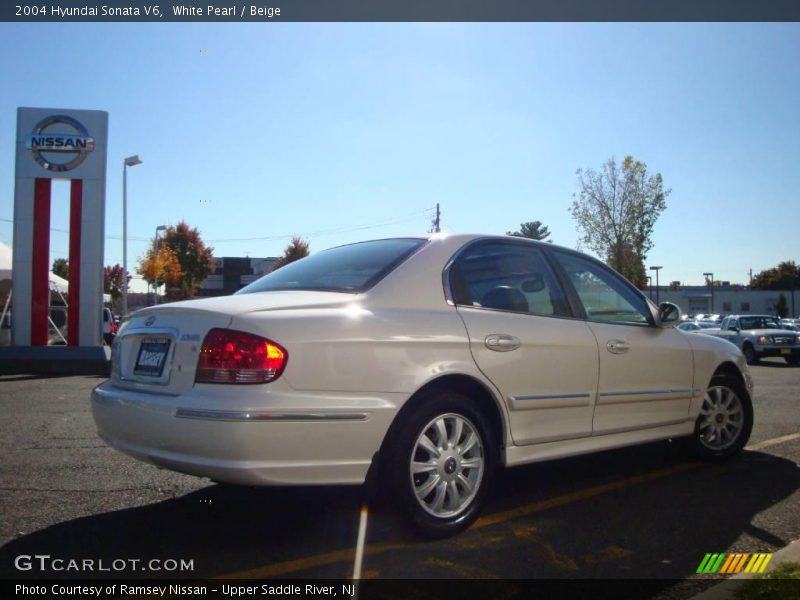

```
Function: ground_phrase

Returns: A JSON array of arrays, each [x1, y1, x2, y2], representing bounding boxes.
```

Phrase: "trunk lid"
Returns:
[[111, 291, 356, 394]]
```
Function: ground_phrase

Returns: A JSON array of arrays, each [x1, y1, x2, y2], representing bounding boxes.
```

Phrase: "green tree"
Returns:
[[776, 294, 788, 318], [607, 242, 647, 290], [570, 155, 669, 286], [52, 257, 69, 279], [507, 221, 551, 241], [272, 236, 310, 271], [160, 221, 214, 299], [750, 261, 800, 290]]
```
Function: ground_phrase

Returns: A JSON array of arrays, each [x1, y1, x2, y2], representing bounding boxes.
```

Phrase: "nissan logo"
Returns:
[[25, 115, 94, 173], [144, 316, 156, 327]]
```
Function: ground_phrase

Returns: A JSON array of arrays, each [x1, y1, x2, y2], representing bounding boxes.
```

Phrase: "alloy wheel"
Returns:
[[697, 385, 745, 451], [409, 413, 484, 519]]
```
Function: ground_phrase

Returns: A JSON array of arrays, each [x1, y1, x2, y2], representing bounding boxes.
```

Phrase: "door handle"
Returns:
[[606, 339, 630, 354], [485, 334, 521, 352]]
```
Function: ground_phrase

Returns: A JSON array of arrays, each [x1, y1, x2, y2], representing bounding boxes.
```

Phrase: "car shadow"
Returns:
[[1, 441, 798, 587], [753, 360, 795, 369]]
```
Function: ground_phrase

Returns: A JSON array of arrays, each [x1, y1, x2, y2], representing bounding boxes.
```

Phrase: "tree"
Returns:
[[103, 264, 130, 302], [607, 242, 647, 289], [271, 236, 310, 271], [570, 155, 669, 286], [750, 261, 800, 290], [136, 245, 183, 293], [52, 258, 69, 279], [507, 221, 551, 241], [776, 294, 788, 318], [159, 221, 214, 299]]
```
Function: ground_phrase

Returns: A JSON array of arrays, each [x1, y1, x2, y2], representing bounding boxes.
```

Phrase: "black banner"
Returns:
[[3, 0, 800, 23], [3, 578, 705, 599]]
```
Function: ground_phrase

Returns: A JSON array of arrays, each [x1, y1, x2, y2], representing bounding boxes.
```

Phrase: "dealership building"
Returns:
[[650, 284, 799, 318], [196, 256, 279, 297]]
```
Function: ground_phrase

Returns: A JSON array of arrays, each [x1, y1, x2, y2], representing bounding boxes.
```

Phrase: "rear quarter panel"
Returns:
[[229, 305, 481, 394]]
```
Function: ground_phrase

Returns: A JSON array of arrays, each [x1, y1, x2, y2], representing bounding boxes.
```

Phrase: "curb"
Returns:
[[690, 537, 800, 599]]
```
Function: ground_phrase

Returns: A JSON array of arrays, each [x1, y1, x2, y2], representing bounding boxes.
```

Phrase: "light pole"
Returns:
[[649, 266, 663, 305], [153, 225, 166, 304], [703, 272, 714, 314], [122, 155, 142, 316]]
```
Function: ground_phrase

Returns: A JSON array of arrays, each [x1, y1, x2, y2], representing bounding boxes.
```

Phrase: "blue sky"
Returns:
[[1, 23, 798, 292]]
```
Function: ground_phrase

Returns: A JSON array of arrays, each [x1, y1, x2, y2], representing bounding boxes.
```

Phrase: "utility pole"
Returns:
[[433, 203, 441, 233]]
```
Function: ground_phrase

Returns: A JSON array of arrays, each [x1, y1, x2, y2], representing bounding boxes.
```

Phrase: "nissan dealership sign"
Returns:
[[25, 114, 95, 173]]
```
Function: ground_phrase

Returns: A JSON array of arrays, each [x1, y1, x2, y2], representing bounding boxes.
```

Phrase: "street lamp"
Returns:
[[703, 272, 714, 314], [153, 225, 166, 304], [122, 155, 142, 316], [649, 266, 663, 305]]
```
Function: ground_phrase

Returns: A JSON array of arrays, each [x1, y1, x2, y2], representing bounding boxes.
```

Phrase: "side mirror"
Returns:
[[658, 302, 681, 327]]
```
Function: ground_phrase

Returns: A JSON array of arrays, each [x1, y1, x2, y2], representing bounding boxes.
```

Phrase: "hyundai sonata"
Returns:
[[92, 234, 753, 536]]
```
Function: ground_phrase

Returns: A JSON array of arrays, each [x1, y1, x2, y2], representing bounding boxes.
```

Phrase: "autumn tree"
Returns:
[[750, 261, 800, 290], [507, 221, 551, 241], [137, 245, 183, 293], [271, 237, 310, 271], [103, 264, 130, 302], [570, 155, 669, 286], [52, 258, 69, 279], [160, 221, 214, 299]]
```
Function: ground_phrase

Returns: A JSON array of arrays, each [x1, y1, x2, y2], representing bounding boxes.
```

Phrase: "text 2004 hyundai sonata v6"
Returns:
[[92, 234, 754, 537]]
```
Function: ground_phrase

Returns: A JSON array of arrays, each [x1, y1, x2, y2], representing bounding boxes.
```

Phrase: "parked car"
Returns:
[[102, 307, 117, 345], [677, 321, 702, 332], [703, 315, 800, 365], [92, 235, 754, 537]]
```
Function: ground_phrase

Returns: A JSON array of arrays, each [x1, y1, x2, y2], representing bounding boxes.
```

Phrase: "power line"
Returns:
[[0, 207, 437, 245]]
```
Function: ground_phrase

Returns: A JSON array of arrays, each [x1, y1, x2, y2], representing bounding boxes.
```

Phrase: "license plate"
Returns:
[[781, 348, 791, 355], [134, 337, 171, 377]]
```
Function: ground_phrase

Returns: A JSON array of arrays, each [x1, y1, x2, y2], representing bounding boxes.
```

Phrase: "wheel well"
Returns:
[[378, 374, 506, 464], [712, 361, 745, 384]]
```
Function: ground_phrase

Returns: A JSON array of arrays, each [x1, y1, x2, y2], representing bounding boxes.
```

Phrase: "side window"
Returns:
[[552, 251, 650, 325], [450, 242, 570, 317]]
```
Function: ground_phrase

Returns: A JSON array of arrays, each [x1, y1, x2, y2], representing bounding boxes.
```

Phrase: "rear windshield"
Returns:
[[236, 238, 426, 295]]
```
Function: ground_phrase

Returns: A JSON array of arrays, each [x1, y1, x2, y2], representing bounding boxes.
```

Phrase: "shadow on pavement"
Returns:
[[1, 441, 798, 586]]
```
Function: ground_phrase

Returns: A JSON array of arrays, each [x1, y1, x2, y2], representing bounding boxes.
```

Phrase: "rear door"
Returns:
[[449, 240, 600, 445]]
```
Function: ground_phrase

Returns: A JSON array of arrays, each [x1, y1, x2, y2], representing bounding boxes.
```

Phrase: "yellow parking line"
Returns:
[[214, 432, 800, 579], [746, 432, 800, 451], [216, 542, 405, 580], [472, 464, 695, 529]]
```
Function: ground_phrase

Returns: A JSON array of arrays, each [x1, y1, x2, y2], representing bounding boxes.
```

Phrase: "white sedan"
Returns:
[[92, 234, 754, 537]]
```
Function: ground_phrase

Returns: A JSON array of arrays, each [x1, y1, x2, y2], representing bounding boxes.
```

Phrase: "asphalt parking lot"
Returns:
[[1, 361, 799, 598]]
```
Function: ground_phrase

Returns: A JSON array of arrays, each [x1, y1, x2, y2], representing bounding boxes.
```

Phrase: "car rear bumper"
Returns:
[[91, 380, 402, 485]]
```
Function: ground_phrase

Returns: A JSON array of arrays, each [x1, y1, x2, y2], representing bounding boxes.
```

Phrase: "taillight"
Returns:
[[195, 328, 287, 384]]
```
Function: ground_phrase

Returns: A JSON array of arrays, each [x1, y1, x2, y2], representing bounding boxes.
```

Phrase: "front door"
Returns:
[[550, 250, 693, 435]]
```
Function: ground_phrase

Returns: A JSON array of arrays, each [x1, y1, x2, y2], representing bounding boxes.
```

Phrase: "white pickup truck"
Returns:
[[703, 314, 800, 365]]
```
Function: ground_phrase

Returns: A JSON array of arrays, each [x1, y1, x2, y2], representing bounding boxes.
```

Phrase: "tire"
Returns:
[[386, 390, 497, 538], [688, 374, 753, 460], [742, 343, 759, 365]]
